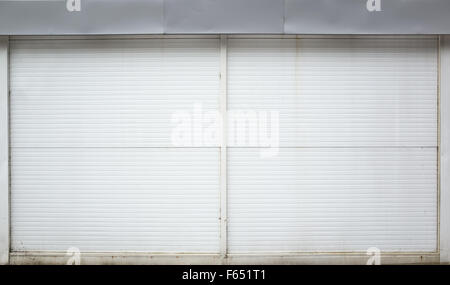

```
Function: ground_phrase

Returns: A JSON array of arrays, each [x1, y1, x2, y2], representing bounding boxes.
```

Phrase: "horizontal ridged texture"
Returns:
[[10, 37, 438, 254], [10, 39, 220, 147], [228, 38, 438, 147], [228, 148, 437, 252], [228, 38, 438, 253], [11, 148, 220, 252], [10, 39, 221, 252]]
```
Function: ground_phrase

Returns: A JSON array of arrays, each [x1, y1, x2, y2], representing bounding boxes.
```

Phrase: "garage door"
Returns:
[[10, 37, 438, 254]]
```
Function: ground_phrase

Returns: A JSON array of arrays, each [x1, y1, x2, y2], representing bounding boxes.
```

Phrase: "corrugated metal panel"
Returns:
[[10, 39, 220, 252], [10, 39, 220, 147], [228, 38, 438, 252], [228, 38, 438, 147], [11, 148, 219, 252], [228, 148, 437, 252]]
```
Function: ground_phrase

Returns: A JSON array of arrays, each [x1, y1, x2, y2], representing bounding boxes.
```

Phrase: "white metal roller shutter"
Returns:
[[10, 39, 221, 252], [228, 38, 438, 252], [9, 36, 439, 257]]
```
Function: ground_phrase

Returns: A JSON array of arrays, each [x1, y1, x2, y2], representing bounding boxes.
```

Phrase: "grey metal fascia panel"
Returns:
[[285, 0, 450, 34], [0, 0, 164, 35], [163, 0, 284, 34], [1, 0, 450, 35]]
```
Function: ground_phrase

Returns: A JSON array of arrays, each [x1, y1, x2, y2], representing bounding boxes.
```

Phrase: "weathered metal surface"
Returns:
[[1, 0, 450, 35]]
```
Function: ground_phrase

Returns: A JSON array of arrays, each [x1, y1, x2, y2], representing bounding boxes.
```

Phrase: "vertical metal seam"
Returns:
[[0, 36, 9, 264], [219, 35, 228, 259], [437, 35, 441, 254], [7, 36, 10, 262]]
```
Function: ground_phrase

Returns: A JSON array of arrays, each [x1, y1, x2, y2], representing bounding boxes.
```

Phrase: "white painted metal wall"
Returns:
[[8, 36, 439, 258]]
